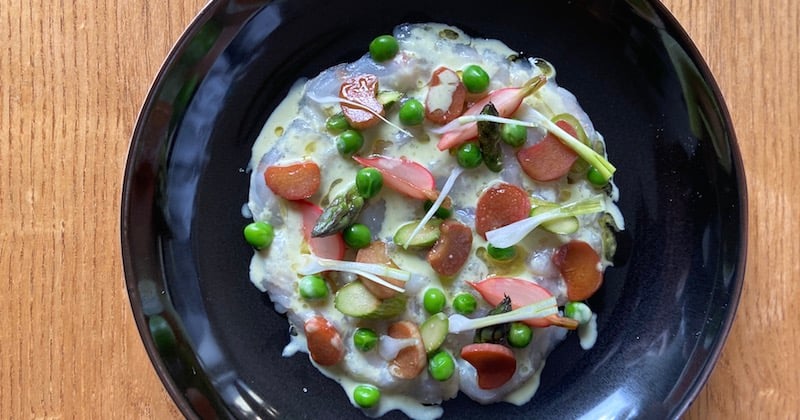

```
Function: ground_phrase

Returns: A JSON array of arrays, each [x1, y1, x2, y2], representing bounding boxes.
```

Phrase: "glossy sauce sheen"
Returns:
[[247, 23, 620, 419]]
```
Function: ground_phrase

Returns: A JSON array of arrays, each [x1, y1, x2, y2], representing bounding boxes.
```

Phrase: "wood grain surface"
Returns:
[[1, 0, 797, 418]]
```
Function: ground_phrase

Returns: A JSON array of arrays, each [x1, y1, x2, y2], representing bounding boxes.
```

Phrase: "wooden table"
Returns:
[[2, 0, 797, 418]]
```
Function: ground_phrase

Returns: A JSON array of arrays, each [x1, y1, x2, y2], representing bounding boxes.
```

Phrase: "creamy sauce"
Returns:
[[579, 313, 599, 350], [247, 23, 622, 418]]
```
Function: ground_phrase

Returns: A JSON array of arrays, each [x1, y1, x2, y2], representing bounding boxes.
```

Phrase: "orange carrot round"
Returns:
[[425, 67, 466, 125], [475, 183, 530, 238], [516, 120, 579, 182], [339, 74, 384, 129], [552, 240, 603, 301], [387, 321, 426, 379], [460, 343, 516, 389], [304, 316, 344, 366], [264, 161, 320, 200]]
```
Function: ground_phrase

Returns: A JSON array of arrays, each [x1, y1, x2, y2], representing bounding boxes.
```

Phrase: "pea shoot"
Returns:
[[399, 98, 424, 125], [343, 223, 372, 249], [353, 384, 381, 408], [243, 221, 274, 249], [298, 275, 329, 300], [423, 287, 446, 314], [353, 328, 378, 352], [500, 123, 527, 147], [456, 142, 482, 169], [428, 351, 455, 381], [356, 167, 383, 199], [369, 35, 399, 62], [336, 129, 364, 156], [452, 293, 477, 315], [507, 322, 532, 348], [462, 64, 490, 93]]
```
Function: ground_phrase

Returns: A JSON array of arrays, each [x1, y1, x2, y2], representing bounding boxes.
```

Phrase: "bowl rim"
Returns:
[[121, 0, 747, 418], [122, 1, 222, 418]]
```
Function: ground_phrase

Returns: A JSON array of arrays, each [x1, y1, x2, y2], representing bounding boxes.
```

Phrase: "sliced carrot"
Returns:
[[552, 240, 603, 301], [387, 321, 426, 379], [475, 183, 530, 239], [353, 155, 438, 201], [339, 74, 384, 129], [304, 316, 344, 366], [425, 67, 466, 125], [427, 220, 473, 276], [355, 241, 404, 299], [264, 161, 321, 200], [460, 343, 516, 389], [469, 277, 578, 329], [296, 200, 345, 260], [516, 120, 579, 182]]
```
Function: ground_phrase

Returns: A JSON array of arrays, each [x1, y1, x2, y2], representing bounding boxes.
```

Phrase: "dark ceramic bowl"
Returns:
[[122, 0, 746, 418]]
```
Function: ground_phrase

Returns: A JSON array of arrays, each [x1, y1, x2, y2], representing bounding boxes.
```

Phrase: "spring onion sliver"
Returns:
[[486, 194, 607, 248], [448, 296, 557, 333], [403, 166, 463, 248]]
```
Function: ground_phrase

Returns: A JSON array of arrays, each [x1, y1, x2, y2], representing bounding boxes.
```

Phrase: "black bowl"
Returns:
[[122, 0, 746, 418]]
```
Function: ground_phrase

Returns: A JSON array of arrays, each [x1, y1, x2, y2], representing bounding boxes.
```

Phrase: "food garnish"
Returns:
[[245, 23, 624, 419]]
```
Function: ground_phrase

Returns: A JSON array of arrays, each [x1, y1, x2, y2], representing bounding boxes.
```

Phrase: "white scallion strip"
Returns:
[[455, 112, 616, 180], [296, 255, 429, 293], [448, 297, 558, 333], [486, 194, 607, 248], [402, 166, 463, 248], [307, 94, 414, 137]]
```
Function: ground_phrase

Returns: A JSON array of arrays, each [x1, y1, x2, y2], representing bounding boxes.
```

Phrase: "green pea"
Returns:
[[487, 244, 517, 261], [501, 124, 527, 147], [399, 98, 424, 125], [298, 275, 328, 300], [507, 322, 533, 348], [369, 35, 399, 62], [343, 223, 372, 249], [353, 384, 381, 408], [428, 351, 455, 381], [423, 200, 452, 219], [456, 142, 482, 169], [462, 64, 490, 93], [355, 168, 383, 199], [452, 293, 477, 315], [336, 130, 364, 156], [326, 113, 350, 133], [353, 328, 378, 352], [565, 301, 593, 325], [423, 287, 446, 314], [243, 221, 274, 249], [587, 166, 609, 187]]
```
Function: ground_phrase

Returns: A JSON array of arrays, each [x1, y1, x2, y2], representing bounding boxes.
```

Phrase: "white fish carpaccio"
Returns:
[[246, 23, 622, 419]]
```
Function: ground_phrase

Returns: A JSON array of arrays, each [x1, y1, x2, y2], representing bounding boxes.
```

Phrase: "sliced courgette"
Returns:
[[420, 312, 449, 353], [393, 218, 443, 248], [530, 204, 579, 235], [334, 281, 407, 319]]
